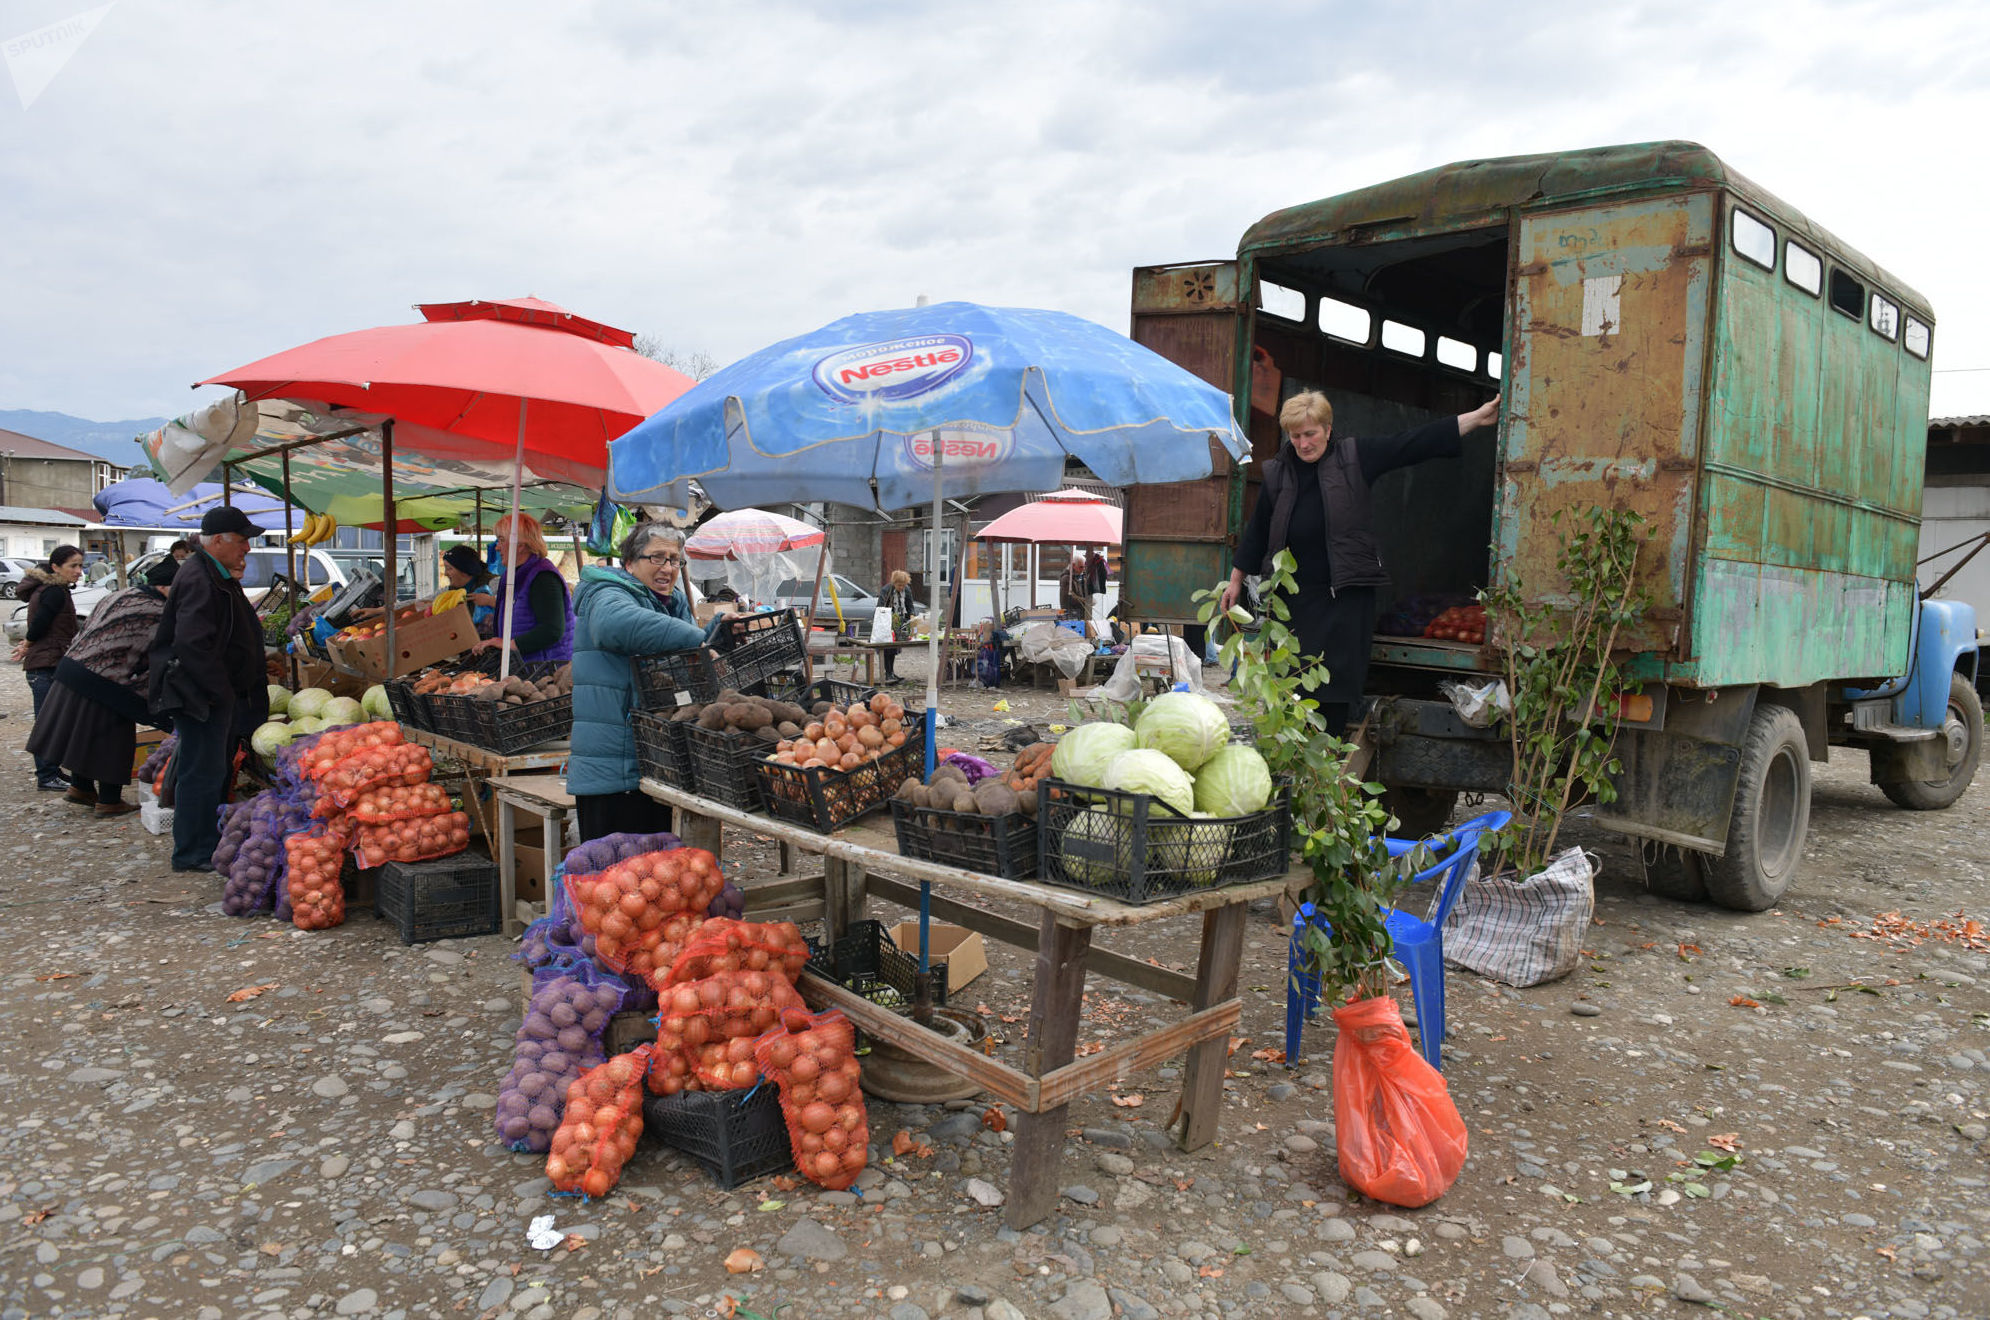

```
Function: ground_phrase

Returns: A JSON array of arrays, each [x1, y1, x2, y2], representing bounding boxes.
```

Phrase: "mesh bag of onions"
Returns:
[[754, 1007, 869, 1190], [321, 743, 434, 812], [564, 848, 724, 981], [494, 964, 629, 1154], [346, 781, 453, 824], [546, 1045, 652, 1200], [299, 721, 404, 780], [352, 812, 472, 868], [653, 969, 804, 1076], [657, 917, 812, 988], [285, 819, 354, 931]]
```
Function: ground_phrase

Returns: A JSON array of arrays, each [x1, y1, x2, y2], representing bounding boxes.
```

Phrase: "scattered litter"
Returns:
[[526, 1214, 562, 1250]]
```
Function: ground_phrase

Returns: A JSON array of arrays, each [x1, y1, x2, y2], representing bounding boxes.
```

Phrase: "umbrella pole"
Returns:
[[802, 539, 828, 680], [283, 447, 299, 690], [498, 403, 528, 684], [918, 427, 946, 998], [383, 421, 398, 680]]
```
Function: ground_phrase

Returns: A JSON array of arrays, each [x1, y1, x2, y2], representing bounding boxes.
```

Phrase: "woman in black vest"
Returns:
[[1220, 391, 1500, 735]]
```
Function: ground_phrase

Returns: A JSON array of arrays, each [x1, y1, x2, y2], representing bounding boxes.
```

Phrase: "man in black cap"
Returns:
[[148, 507, 271, 871]]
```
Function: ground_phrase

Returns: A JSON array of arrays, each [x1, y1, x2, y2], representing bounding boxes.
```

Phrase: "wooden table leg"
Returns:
[[1172, 901, 1246, 1152], [678, 807, 723, 858], [497, 797, 520, 937], [1005, 912, 1092, 1230], [823, 855, 867, 941]]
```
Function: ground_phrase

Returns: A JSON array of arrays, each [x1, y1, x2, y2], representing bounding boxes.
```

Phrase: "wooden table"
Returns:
[[489, 775, 576, 936], [403, 728, 571, 933], [806, 637, 901, 686], [639, 776, 1288, 1229]]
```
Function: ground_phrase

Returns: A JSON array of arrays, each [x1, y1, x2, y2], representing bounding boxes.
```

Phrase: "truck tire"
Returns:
[[1642, 847, 1709, 903], [1380, 786, 1459, 839], [1878, 674, 1982, 811], [1704, 705, 1810, 912]]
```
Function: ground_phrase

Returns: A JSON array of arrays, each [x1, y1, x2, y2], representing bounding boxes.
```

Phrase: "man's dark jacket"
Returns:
[[148, 551, 268, 726]]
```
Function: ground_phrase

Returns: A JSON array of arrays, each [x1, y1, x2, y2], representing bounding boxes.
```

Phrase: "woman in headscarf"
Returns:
[[440, 543, 499, 635], [568, 522, 723, 841], [474, 512, 575, 663], [27, 558, 178, 816]]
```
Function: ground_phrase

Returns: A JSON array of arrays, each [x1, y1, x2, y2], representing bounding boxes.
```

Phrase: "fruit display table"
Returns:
[[638, 775, 1289, 1230]]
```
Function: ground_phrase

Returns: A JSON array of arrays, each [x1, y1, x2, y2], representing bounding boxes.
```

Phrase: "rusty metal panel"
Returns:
[[1132, 262, 1241, 317], [1497, 193, 1712, 657], [1120, 541, 1228, 624]]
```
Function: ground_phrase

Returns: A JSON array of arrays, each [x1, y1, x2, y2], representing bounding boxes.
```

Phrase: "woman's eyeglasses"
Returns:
[[634, 553, 682, 567]]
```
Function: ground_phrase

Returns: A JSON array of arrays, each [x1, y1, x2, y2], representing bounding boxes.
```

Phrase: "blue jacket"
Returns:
[[568, 566, 714, 797]]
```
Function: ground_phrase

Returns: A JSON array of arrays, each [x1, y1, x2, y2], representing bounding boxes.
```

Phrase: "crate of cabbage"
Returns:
[[251, 683, 398, 760], [1035, 693, 1290, 903]]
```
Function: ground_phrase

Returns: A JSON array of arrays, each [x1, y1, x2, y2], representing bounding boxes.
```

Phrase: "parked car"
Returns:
[[0, 557, 41, 600], [770, 574, 922, 633], [5, 548, 346, 643]]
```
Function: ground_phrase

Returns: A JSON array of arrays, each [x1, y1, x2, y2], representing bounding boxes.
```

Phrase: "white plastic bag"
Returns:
[[1439, 678, 1510, 729], [869, 608, 894, 644]]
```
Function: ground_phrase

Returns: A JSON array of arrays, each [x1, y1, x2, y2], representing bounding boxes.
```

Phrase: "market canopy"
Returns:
[[94, 477, 309, 532]]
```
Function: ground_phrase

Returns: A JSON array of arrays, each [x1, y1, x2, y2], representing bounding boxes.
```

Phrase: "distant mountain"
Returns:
[[0, 409, 169, 467]]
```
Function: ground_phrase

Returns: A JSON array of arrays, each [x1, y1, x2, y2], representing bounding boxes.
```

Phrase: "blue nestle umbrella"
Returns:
[[609, 301, 1249, 968]]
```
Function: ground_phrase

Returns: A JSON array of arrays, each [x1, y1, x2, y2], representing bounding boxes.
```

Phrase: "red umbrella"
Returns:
[[200, 297, 695, 486], [977, 488, 1123, 545]]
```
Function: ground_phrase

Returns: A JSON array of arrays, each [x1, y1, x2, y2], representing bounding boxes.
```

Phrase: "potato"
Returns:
[[776, 721, 803, 740], [894, 778, 921, 803], [810, 700, 834, 717], [752, 724, 782, 744], [948, 789, 978, 815], [972, 781, 1021, 818], [929, 763, 968, 789], [730, 704, 773, 732], [673, 705, 704, 723], [696, 705, 730, 730], [773, 702, 810, 727], [1017, 789, 1039, 819]]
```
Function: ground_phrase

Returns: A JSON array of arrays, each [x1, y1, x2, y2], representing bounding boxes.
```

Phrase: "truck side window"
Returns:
[[1436, 336, 1476, 371], [1486, 350, 1503, 379], [1784, 241, 1822, 295], [1317, 296, 1371, 345], [1381, 320, 1426, 357], [1258, 280, 1305, 322], [1869, 293, 1899, 341], [1904, 317, 1931, 359], [1828, 269, 1863, 320], [1730, 208, 1775, 270]]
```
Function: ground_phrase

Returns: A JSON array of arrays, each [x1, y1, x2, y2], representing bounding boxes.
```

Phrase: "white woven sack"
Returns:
[[1440, 846, 1595, 987]]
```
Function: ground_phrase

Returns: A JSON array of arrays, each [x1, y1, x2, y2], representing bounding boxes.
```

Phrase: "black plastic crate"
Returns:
[[682, 722, 770, 811], [641, 1085, 792, 1190], [1034, 777, 1293, 904], [753, 717, 926, 833], [719, 609, 806, 690], [821, 918, 949, 1006], [633, 647, 727, 713], [890, 798, 1038, 879], [383, 680, 430, 733], [449, 662, 571, 755], [631, 709, 693, 789], [762, 674, 880, 713], [424, 692, 483, 744], [373, 850, 501, 944]]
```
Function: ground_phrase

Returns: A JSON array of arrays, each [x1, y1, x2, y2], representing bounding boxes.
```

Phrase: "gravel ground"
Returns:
[[2, 655, 1986, 1320]]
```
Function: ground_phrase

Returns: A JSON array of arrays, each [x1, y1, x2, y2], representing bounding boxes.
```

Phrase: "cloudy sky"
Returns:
[[3, 0, 1988, 421]]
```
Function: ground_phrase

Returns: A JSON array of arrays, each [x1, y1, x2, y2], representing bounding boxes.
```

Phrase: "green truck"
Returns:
[[1127, 141, 1979, 910]]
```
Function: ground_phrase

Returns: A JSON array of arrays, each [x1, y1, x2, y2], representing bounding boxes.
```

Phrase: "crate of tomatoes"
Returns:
[[1423, 603, 1486, 644]]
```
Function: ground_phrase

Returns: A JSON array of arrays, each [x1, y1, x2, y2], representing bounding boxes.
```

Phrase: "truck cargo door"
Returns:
[[1123, 262, 1246, 624], [1498, 193, 1713, 657]]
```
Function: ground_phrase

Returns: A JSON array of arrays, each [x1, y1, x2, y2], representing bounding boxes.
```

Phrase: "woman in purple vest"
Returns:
[[1220, 390, 1499, 735], [474, 512, 576, 664]]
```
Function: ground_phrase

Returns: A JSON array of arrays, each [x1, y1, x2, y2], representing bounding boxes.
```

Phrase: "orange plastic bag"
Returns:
[[655, 970, 804, 1056], [564, 849, 721, 980], [1330, 996, 1468, 1207], [658, 917, 813, 988], [753, 1007, 868, 1190], [546, 1045, 651, 1199]]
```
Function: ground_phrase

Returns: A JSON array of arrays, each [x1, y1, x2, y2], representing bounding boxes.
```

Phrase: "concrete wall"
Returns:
[[0, 456, 97, 512]]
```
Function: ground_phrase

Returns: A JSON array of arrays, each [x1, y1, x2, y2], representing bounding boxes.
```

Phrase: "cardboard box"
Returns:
[[513, 843, 546, 904], [132, 729, 168, 779], [887, 921, 987, 991], [330, 604, 477, 681]]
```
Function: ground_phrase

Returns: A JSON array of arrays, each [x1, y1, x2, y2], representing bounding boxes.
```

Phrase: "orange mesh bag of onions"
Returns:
[[285, 819, 354, 931], [656, 918, 813, 988], [320, 743, 435, 811], [654, 969, 804, 1069], [753, 1007, 869, 1190], [546, 1044, 652, 1200], [346, 781, 454, 824], [352, 811, 472, 868], [299, 721, 403, 780], [565, 848, 723, 981]]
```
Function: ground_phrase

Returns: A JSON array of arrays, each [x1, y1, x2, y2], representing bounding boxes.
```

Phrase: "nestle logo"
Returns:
[[813, 335, 973, 405]]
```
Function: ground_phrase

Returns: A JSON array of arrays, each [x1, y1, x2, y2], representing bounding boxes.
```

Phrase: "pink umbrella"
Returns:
[[977, 488, 1122, 545], [685, 508, 830, 611]]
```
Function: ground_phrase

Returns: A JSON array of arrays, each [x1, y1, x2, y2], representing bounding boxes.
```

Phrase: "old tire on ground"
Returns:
[[1704, 704, 1810, 912], [1878, 674, 1983, 811], [1641, 847, 1710, 903], [1380, 786, 1459, 840]]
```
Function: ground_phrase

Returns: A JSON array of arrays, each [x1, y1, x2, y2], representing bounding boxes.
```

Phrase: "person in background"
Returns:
[[28, 559, 177, 816], [149, 508, 269, 870], [1085, 545, 1107, 627], [1058, 551, 1089, 620], [474, 512, 575, 664], [440, 544, 499, 635], [877, 569, 915, 684], [13, 545, 85, 791], [1221, 389, 1500, 735], [170, 540, 195, 564], [567, 523, 722, 841]]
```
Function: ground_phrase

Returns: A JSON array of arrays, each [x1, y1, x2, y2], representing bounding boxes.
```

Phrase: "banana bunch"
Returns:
[[432, 588, 467, 613], [287, 512, 339, 547]]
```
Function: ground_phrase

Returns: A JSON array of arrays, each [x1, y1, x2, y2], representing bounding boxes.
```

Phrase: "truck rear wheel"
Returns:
[[1878, 674, 1982, 811], [1704, 705, 1810, 912], [1380, 787, 1459, 839], [1641, 847, 1709, 903]]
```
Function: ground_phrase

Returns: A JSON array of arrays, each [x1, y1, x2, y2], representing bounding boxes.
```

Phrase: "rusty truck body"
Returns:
[[1126, 141, 1979, 910]]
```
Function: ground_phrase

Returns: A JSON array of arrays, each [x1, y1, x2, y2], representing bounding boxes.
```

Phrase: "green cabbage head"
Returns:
[[1050, 721, 1137, 787], [250, 721, 296, 757], [1133, 692, 1229, 772], [1191, 744, 1273, 817], [1102, 749, 1195, 819]]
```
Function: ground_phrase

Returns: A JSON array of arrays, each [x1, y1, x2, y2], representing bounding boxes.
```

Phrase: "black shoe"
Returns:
[[36, 778, 68, 793], [172, 862, 215, 873]]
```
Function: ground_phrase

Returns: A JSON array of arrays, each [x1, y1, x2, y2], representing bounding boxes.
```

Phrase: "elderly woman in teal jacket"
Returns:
[[568, 522, 721, 842]]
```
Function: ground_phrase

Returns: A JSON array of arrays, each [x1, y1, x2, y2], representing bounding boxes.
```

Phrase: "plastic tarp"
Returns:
[[94, 477, 310, 532]]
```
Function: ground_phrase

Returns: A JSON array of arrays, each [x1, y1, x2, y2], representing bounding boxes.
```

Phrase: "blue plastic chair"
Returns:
[[1284, 809, 1511, 1072]]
